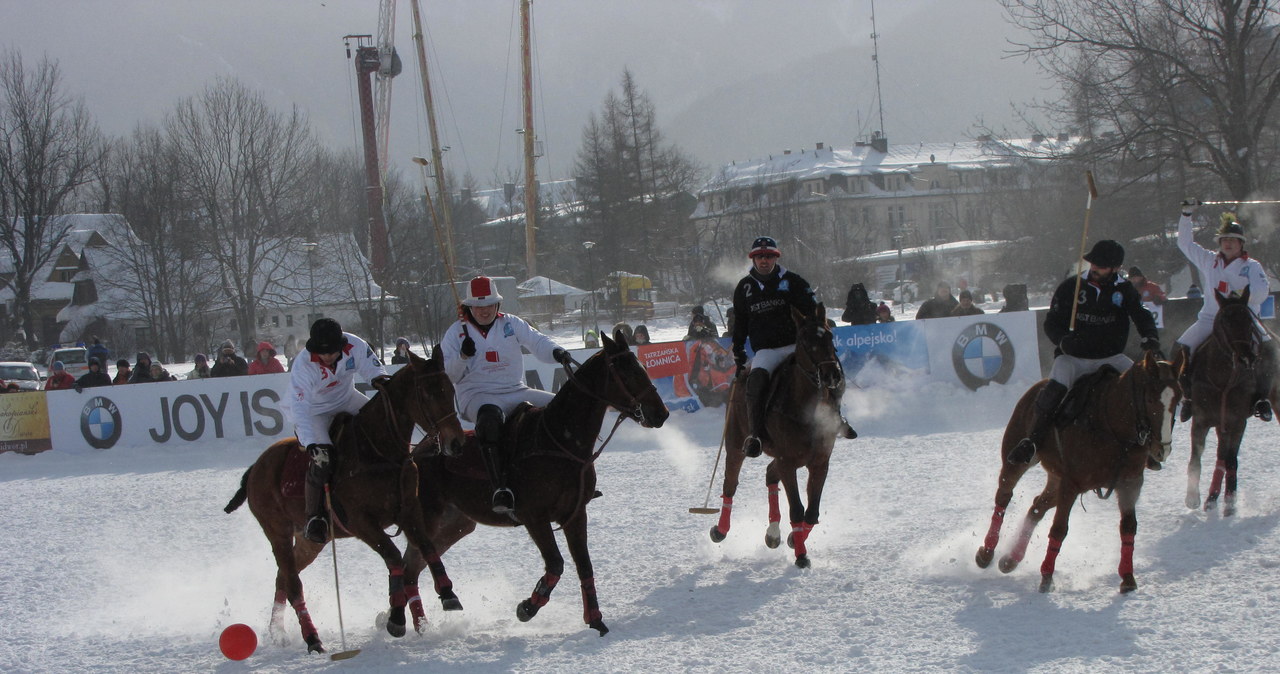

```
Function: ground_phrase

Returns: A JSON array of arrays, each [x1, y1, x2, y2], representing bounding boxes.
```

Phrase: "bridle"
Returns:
[[1094, 363, 1177, 499], [559, 348, 661, 429], [361, 365, 459, 460], [794, 321, 843, 392]]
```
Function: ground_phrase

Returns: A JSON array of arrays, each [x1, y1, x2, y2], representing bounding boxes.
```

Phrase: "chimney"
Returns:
[[503, 182, 516, 202], [816, 142, 824, 151], [977, 134, 992, 142], [1032, 133, 1046, 143], [783, 149, 792, 155], [870, 131, 887, 154]]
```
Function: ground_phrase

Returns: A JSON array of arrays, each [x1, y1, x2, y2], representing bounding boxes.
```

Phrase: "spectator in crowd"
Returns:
[[391, 337, 412, 365], [211, 340, 249, 377], [684, 305, 720, 341], [87, 336, 109, 364], [876, 302, 896, 323], [725, 307, 736, 337], [248, 341, 285, 375], [633, 325, 651, 345], [129, 353, 156, 384], [188, 353, 211, 379], [150, 362, 177, 382], [584, 329, 600, 349], [613, 322, 634, 344], [915, 282, 959, 319], [1127, 267, 1168, 305], [113, 358, 132, 385], [1187, 283, 1203, 299], [951, 290, 985, 316], [74, 357, 112, 390], [44, 361, 76, 390], [841, 282, 878, 325], [999, 284, 1030, 313]]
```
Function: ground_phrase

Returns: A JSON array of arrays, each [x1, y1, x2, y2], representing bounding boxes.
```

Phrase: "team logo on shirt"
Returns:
[[951, 322, 1016, 391], [1112, 291, 1123, 307], [80, 396, 123, 450], [504, 322, 514, 337]]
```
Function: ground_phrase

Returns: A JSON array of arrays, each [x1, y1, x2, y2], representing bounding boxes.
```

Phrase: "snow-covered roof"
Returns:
[[517, 276, 587, 297], [846, 239, 1012, 264]]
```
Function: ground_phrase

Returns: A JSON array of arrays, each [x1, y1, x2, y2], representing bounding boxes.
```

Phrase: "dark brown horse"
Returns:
[[1185, 290, 1267, 516], [709, 303, 845, 568], [976, 351, 1183, 593], [403, 329, 669, 636], [223, 350, 465, 653]]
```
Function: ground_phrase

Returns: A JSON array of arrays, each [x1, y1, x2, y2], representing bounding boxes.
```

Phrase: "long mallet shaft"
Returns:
[[1068, 171, 1099, 333], [326, 487, 361, 661], [690, 392, 734, 514]]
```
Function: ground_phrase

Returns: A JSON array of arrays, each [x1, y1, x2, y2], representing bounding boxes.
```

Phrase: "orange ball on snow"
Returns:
[[219, 623, 257, 661]]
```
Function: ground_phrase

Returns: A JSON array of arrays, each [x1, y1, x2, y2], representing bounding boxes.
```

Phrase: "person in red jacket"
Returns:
[[248, 341, 285, 375], [44, 361, 76, 390]]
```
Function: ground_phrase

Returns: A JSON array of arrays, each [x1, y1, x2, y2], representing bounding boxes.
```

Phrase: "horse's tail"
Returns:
[[223, 467, 252, 514]]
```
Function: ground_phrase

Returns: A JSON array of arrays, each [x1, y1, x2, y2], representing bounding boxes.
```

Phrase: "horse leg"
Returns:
[[764, 461, 782, 549], [347, 524, 417, 639], [776, 465, 815, 568], [561, 511, 609, 636], [788, 455, 830, 569], [269, 534, 324, 653], [978, 433, 1035, 568], [998, 475, 1059, 574], [1185, 420, 1210, 509], [515, 520, 565, 625], [1036, 488, 1077, 593], [1116, 480, 1142, 593], [402, 511, 475, 633], [710, 438, 747, 543], [1208, 422, 1244, 515], [1204, 424, 1234, 512]]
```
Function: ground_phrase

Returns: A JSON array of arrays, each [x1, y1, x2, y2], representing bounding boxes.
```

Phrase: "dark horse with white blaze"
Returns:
[[709, 303, 845, 568], [1184, 289, 1268, 516], [976, 351, 1183, 593], [402, 329, 669, 636], [223, 350, 466, 653]]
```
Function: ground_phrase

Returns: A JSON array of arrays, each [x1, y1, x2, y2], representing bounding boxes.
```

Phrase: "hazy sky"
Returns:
[[6, 0, 1053, 186]]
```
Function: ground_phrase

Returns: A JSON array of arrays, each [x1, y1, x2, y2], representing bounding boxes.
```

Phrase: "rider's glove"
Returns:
[[460, 335, 476, 358], [306, 443, 334, 467], [552, 347, 571, 365], [1140, 337, 1164, 360], [1181, 198, 1201, 216]]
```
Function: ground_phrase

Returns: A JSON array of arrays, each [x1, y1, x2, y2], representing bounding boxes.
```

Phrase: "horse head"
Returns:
[[1213, 288, 1261, 366], [579, 328, 670, 428], [372, 348, 464, 457], [791, 302, 843, 391], [1133, 349, 1186, 464]]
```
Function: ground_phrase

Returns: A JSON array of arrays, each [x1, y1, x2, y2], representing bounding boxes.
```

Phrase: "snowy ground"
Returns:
[[4, 366, 1280, 673]]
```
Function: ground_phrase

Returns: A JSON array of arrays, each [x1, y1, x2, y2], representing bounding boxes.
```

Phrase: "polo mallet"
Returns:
[[325, 486, 360, 661], [689, 409, 732, 514], [1068, 171, 1100, 332]]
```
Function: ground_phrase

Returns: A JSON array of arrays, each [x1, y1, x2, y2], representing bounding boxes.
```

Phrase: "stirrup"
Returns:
[[303, 516, 329, 544], [491, 488, 515, 514], [1007, 438, 1036, 465], [1146, 456, 1163, 471], [742, 435, 763, 458], [1255, 399, 1273, 422]]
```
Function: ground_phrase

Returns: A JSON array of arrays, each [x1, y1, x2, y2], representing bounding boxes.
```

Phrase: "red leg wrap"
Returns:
[[405, 584, 426, 630], [768, 485, 781, 523], [1207, 460, 1226, 500], [290, 598, 318, 640], [426, 554, 454, 595], [1009, 518, 1036, 563], [983, 506, 1006, 551], [580, 576, 602, 624], [717, 496, 733, 534], [1118, 533, 1135, 577], [388, 565, 406, 608], [791, 521, 814, 557], [529, 573, 560, 609], [1039, 536, 1063, 576]]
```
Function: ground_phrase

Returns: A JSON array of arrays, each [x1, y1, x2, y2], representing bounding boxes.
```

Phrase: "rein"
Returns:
[[794, 324, 842, 392], [1094, 367, 1167, 500]]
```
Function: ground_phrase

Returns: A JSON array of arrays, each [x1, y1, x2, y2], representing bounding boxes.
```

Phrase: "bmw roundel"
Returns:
[[951, 322, 1016, 391], [80, 396, 123, 450]]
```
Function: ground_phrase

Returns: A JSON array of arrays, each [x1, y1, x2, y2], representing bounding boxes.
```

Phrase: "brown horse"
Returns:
[[975, 351, 1183, 593], [709, 303, 845, 568], [1185, 290, 1267, 516], [223, 350, 465, 653], [403, 328, 669, 636]]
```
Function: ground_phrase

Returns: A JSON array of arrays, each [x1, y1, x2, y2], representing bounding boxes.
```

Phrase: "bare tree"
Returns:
[[1002, 0, 1280, 200], [167, 78, 320, 349], [0, 51, 106, 346]]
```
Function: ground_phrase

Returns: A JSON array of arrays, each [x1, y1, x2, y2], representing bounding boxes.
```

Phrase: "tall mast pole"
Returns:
[[520, 0, 538, 277], [409, 0, 455, 272], [870, 0, 886, 137]]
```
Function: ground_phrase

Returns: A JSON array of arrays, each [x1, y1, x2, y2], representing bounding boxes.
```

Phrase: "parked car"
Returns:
[[47, 346, 90, 378], [0, 362, 44, 391]]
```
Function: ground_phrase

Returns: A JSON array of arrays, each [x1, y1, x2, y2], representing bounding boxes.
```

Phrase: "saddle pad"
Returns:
[[280, 443, 310, 499], [1058, 365, 1120, 425]]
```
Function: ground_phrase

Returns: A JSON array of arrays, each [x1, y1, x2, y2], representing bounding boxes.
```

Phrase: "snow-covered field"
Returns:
[[4, 368, 1280, 673]]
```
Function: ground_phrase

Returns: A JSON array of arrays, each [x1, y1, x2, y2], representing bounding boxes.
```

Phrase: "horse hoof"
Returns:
[[998, 555, 1019, 574], [786, 532, 795, 550], [516, 599, 539, 623], [1204, 498, 1218, 512], [306, 636, 326, 654], [1224, 503, 1236, 517], [386, 607, 407, 638], [765, 522, 781, 549], [441, 595, 464, 612], [795, 554, 811, 569], [709, 525, 726, 543], [1185, 494, 1201, 509], [975, 546, 994, 569], [1120, 575, 1137, 593], [1038, 574, 1054, 593], [589, 619, 610, 636]]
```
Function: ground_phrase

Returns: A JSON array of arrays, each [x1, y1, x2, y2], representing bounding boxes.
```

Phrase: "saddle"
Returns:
[[1055, 366, 1119, 427], [441, 402, 538, 481]]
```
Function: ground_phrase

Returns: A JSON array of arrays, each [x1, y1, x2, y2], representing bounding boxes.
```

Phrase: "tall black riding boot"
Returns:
[[476, 404, 514, 513], [1007, 380, 1068, 465], [1254, 342, 1276, 422], [742, 369, 771, 457], [302, 443, 334, 544], [1175, 343, 1195, 423]]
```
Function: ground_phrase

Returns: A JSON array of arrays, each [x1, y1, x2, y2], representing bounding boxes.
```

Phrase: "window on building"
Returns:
[[272, 316, 280, 328], [929, 203, 946, 228], [286, 315, 294, 327]]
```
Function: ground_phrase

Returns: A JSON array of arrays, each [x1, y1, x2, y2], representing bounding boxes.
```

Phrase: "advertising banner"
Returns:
[[0, 391, 52, 454]]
